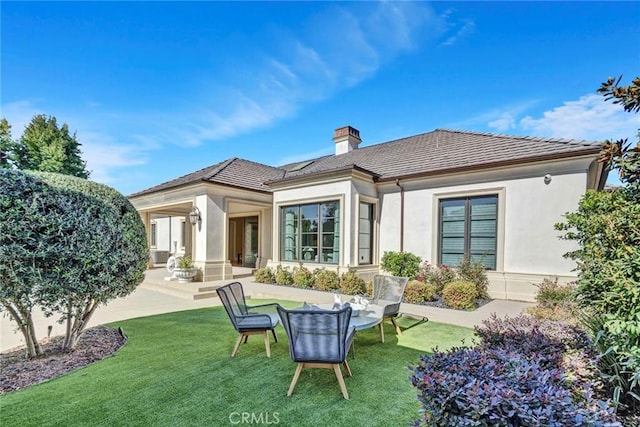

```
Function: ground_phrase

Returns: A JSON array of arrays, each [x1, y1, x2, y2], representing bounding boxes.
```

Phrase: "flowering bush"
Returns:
[[292, 265, 314, 288], [274, 265, 293, 286], [254, 267, 275, 284], [403, 280, 436, 304], [442, 280, 477, 310], [313, 269, 340, 291], [418, 261, 458, 294], [339, 269, 366, 295]]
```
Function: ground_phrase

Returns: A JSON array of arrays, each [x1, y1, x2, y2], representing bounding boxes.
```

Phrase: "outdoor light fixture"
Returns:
[[189, 206, 201, 226], [544, 174, 552, 185]]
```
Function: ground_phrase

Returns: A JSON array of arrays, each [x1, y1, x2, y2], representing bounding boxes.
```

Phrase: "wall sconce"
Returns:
[[544, 174, 552, 185], [189, 206, 201, 228]]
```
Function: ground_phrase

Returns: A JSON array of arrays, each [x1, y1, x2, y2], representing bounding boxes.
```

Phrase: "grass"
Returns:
[[0, 300, 475, 426]]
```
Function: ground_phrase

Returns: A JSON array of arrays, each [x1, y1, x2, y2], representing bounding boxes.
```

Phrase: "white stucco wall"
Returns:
[[376, 158, 595, 301]]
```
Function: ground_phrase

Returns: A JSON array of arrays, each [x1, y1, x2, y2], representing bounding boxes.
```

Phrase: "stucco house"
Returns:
[[128, 126, 608, 301]]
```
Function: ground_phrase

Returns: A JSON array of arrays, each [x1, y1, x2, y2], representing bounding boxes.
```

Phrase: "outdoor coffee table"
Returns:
[[313, 303, 385, 344]]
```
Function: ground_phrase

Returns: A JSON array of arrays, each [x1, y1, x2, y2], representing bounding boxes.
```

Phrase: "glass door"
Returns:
[[243, 216, 259, 268]]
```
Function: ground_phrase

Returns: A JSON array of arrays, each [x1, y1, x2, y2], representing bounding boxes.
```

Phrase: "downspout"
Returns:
[[395, 179, 405, 252]]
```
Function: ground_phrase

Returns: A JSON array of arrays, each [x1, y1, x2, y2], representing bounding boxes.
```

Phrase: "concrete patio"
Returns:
[[0, 268, 534, 352]]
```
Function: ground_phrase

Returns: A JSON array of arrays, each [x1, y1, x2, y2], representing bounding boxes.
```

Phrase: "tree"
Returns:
[[1, 114, 90, 178], [0, 118, 12, 168], [0, 170, 148, 356], [555, 75, 640, 413]]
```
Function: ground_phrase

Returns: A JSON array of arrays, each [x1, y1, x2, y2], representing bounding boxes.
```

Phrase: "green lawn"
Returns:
[[0, 300, 475, 426]]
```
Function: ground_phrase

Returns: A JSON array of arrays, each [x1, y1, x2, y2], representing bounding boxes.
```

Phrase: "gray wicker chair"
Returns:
[[371, 274, 409, 342], [216, 282, 279, 357], [277, 305, 356, 399]]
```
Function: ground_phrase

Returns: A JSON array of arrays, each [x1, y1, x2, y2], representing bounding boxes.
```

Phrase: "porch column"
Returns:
[[193, 194, 232, 281]]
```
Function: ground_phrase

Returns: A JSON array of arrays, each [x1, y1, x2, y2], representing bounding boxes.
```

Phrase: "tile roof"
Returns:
[[129, 128, 600, 197], [276, 129, 601, 183], [128, 157, 285, 197]]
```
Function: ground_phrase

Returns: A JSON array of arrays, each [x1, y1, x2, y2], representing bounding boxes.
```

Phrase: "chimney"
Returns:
[[333, 126, 361, 155]]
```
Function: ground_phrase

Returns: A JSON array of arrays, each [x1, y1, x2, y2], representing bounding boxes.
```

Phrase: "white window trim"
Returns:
[[355, 195, 378, 266], [275, 194, 344, 264], [431, 187, 505, 271]]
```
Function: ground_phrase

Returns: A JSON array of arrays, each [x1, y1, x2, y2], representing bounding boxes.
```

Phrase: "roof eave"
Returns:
[[376, 149, 601, 183]]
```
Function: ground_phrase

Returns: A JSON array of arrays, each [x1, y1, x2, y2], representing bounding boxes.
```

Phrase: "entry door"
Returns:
[[243, 216, 259, 268]]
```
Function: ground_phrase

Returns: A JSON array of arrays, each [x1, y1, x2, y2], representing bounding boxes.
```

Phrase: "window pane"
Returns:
[[442, 253, 464, 267], [440, 196, 497, 270], [281, 206, 298, 261], [281, 201, 340, 264], [358, 248, 370, 264]]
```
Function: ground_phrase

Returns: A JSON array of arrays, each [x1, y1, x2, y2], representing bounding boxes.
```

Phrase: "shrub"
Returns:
[[475, 314, 595, 375], [403, 280, 436, 304], [380, 251, 421, 279], [581, 310, 640, 415], [313, 269, 340, 291], [408, 345, 618, 426], [292, 265, 314, 288], [418, 262, 458, 294], [339, 269, 366, 295], [457, 257, 489, 299], [0, 170, 148, 356], [254, 267, 275, 284], [527, 277, 578, 324], [274, 265, 293, 286], [442, 280, 477, 310], [535, 276, 575, 306]]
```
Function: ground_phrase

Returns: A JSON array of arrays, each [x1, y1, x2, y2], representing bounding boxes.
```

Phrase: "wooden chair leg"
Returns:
[[333, 364, 349, 399], [391, 317, 402, 335], [287, 363, 304, 396], [378, 323, 385, 343], [231, 333, 244, 357], [263, 331, 271, 358], [342, 360, 352, 377]]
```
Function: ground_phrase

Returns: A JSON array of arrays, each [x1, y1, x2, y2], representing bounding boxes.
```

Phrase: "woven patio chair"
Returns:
[[371, 274, 409, 343], [216, 282, 279, 357], [277, 305, 355, 399]]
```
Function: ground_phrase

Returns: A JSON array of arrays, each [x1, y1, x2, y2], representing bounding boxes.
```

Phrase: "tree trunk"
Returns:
[[62, 299, 99, 351], [3, 303, 42, 358]]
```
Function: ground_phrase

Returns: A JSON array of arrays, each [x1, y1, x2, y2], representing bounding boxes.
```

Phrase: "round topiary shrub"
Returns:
[[339, 269, 366, 295], [442, 280, 477, 310], [0, 170, 148, 354], [274, 265, 293, 286], [254, 267, 275, 283], [293, 265, 314, 288], [403, 280, 437, 304], [313, 269, 340, 291]]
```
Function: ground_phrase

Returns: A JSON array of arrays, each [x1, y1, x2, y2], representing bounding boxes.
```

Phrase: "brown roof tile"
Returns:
[[130, 129, 601, 196]]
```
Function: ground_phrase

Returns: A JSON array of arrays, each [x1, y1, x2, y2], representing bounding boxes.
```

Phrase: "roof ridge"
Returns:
[[434, 128, 599, 146], [205, 157, 238, 180]]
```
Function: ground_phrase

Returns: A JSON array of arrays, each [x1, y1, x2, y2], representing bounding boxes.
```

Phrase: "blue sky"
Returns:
[[2, 1, 639, 195]]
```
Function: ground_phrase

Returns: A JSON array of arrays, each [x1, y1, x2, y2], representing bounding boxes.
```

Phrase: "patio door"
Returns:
[[243, 216, 259, 268]]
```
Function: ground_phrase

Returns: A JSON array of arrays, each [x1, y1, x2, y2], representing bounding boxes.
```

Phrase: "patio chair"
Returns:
[[371, 274, 409, 343], [216, 282, 280, 357], [277, 305, 356, 399]]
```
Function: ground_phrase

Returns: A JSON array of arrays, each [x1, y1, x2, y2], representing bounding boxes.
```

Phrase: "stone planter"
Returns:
[[174, 268, 197, 283]]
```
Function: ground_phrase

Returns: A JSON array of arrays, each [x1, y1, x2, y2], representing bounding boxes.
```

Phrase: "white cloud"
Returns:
[[519, 94, 640, 142], [441, 19, 476, 46], [450, 100, 540, 131]]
